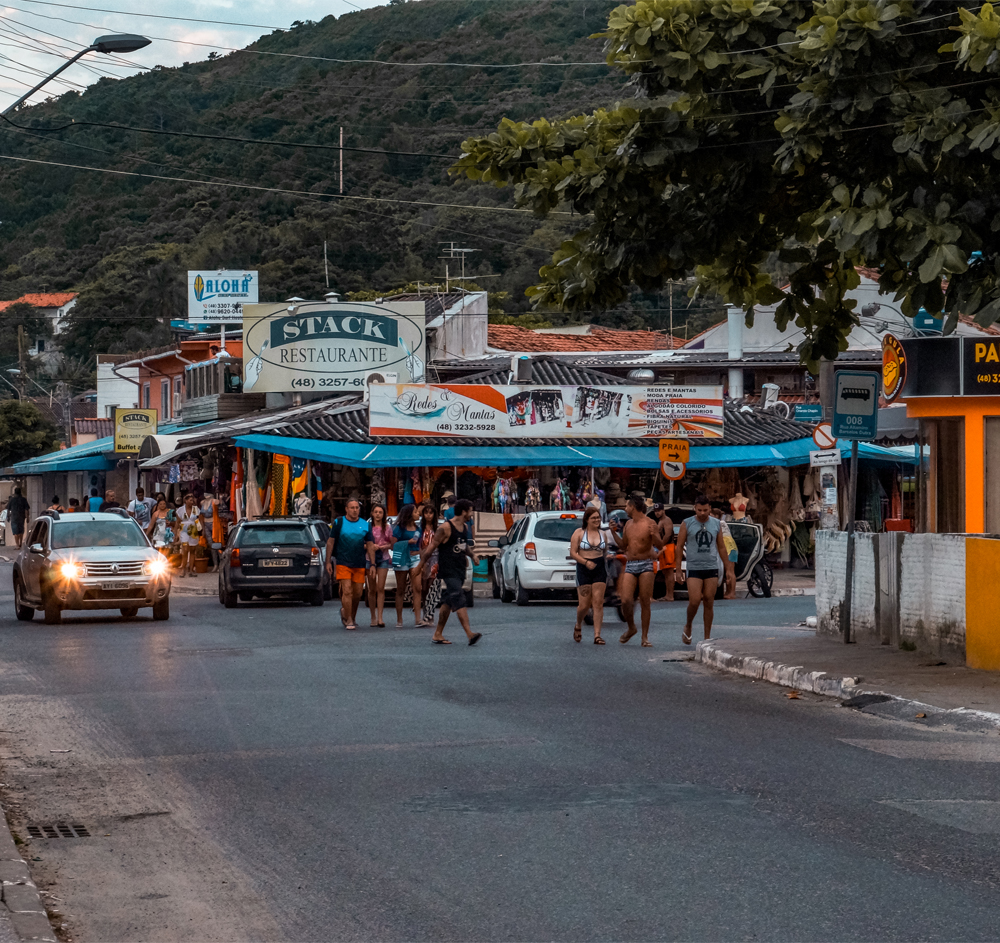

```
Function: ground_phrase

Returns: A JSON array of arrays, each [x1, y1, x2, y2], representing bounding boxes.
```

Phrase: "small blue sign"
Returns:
[[912, 307, 943, 334], [795, 404, 823, 422], [833, 371, 878, 440]]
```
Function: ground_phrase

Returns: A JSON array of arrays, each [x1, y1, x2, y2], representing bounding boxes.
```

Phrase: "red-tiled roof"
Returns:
[[74, 418, 113, 436], [0, 292, 77, 311], [488, 324, 682, 353], [959, 314, 1000, 336]]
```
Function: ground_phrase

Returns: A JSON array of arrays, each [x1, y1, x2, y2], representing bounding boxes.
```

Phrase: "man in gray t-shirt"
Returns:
[[675, 495, 732, 646]]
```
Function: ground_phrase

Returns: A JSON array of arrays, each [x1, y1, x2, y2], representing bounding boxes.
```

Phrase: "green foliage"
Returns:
[[454, 0, 1000, 366], [0, 0, 628, 361], [0, 399, 59, 466]]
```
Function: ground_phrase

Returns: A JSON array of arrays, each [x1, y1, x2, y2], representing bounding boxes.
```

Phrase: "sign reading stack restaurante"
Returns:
[[114, 408, 157, 454], [368, 384, 724, 439], [242, 300, 426, 394]]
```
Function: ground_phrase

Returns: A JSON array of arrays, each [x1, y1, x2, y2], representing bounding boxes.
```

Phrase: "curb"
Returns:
[[694, 641, 1000, 731], [0, 808, 55, 942], [694, 641, 861, 698]]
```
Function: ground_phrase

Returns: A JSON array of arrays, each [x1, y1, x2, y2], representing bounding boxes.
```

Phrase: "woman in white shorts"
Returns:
[[176, 493, 204, 578]]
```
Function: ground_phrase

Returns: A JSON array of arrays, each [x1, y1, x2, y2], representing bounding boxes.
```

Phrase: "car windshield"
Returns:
[[239, 526, 312, 547], [51, 521, 147, 549], [533, 518, 582, 542]]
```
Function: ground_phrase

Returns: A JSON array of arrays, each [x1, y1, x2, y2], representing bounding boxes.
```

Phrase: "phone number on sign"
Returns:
[[977, 374, 1000, 384], [435, 423, 497, 432], [291, 377, 365, 388]]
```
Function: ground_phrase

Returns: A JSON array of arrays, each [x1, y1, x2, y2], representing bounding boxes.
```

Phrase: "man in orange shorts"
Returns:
[[325, 498, 375, 630]]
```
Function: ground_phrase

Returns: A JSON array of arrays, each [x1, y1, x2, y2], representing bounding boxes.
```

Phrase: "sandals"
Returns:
[[681, 630, 692, 646], [594, 636, 606, 645], [573, 625, 582, 643]]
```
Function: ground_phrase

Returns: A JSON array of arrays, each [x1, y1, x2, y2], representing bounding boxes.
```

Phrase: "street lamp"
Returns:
[[1, 33, 151, 117]]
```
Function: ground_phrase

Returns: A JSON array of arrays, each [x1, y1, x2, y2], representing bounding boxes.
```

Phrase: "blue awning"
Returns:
[[234, 434, 918, 469]]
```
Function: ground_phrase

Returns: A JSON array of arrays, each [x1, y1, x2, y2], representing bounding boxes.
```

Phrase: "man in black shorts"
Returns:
[[420, 498, 482, 646]]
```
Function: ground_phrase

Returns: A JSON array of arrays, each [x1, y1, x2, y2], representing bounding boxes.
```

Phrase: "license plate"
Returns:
[[562, 573, 576, 581], [101, 581, 130, 591], [261, 558, 291, 568]]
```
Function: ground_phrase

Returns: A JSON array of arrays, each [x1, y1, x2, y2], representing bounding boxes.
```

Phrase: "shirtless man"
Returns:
[[609, 492, 665, 647]]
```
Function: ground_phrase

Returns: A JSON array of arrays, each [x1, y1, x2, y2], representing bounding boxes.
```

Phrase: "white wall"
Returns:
[[97, 362, 138, 417], [429, 292, 488, 362]]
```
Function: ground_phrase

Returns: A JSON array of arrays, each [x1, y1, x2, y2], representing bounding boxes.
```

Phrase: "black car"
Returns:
[[218, 518, 325, 608]]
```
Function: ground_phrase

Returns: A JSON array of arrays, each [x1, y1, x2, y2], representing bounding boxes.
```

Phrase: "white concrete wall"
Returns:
[[431, 292, 488, 362], [97, 362, 138, 417], [816, 530, 966, 657]]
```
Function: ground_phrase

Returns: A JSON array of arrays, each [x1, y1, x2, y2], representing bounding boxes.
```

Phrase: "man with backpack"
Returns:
[[419, 498, 481, 646], [325, 498, 375, 630]]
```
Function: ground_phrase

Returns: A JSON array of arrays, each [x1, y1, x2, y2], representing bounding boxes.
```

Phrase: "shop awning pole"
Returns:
[[842, 439, 860, 644], [454, 465, 457, 497]]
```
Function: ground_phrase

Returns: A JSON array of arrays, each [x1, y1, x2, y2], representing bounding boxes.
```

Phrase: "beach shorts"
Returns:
[[335, 565, 367, 584], [686, 569, 720, 582], [625, 559, 655, 576], [375, 551, 392, 570], [576, 559, 607, 586], [441, 576, 466, 611]]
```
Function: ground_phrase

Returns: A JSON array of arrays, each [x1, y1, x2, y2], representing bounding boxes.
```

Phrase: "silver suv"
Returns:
[[13, 511, 172, 624]]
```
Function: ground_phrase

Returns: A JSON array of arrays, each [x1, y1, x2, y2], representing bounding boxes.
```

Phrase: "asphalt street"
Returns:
[[2, 569, 1000, 941]]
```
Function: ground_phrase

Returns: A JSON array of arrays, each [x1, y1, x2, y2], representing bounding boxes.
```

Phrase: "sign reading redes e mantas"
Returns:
[[242, 301, 425, 393]]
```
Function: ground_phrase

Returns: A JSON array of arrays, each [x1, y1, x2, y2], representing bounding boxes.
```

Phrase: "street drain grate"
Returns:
[[27, 823, 91, 839]]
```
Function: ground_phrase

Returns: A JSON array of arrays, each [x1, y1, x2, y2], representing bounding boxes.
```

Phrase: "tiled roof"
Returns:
[[74, 418, 113, 436], [457, 356, 626, 387], [488, 324, 682, 352], [0, 292, 77, 310], [260, 399, 813, 449], [959, 314, 1000, 336]]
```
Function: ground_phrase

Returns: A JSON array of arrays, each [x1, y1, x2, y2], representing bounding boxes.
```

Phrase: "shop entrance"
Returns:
[[985, 417, 1000, 534]]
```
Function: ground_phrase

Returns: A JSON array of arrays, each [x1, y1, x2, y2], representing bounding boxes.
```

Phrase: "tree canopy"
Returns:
[[454, 0, 1000, 365], [0, 400, 59, 468]]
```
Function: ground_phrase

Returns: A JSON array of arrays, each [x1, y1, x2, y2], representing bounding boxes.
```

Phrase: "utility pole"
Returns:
[[17, 325, 26, 398], [324, 240, 330, 289], [339, 127, 344, 195], [668, 281, 674, 339]]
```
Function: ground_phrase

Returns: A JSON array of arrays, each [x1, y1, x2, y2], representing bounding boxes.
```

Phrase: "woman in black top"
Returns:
[[569, 507, 608, 644]]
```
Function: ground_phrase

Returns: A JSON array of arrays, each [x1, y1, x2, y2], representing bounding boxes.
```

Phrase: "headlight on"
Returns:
[[59, 562, 84, 580], [144, 557, 169, 578]]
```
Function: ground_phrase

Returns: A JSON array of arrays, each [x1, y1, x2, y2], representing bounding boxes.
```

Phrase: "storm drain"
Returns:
[[27, 823, 90, 839]]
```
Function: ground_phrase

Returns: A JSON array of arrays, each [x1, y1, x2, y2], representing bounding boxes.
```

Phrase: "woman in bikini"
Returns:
[[569, 506, 608, 644], [367, 504, 394, 628]]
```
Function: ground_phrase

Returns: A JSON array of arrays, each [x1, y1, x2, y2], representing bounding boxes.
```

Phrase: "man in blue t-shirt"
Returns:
[[325, 498, 374, 630]]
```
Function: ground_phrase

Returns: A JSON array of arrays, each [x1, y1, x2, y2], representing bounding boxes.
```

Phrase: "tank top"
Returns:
[[437, 520, 468, 579], [684, 516, 722, 571]]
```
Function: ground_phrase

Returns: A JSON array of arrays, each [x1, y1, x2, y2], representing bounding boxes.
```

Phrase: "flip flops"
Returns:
[[432, 638, 452, 644], [468, 633, 482, 646], [594, 637, 606, 645]]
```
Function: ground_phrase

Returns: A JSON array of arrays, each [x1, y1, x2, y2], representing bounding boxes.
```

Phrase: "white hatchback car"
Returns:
[[489, 511, 586, 605]]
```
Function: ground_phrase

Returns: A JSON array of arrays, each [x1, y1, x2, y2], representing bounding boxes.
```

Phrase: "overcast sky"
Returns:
[[0, 0, 386, 111]]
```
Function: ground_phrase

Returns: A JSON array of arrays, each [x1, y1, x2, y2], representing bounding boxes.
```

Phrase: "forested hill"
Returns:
[[0, 0, 633, 361]]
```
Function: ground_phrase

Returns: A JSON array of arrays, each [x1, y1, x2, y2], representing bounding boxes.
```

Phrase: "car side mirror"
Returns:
[[29, 542, 43, 554], [487, 539, 500, 548]]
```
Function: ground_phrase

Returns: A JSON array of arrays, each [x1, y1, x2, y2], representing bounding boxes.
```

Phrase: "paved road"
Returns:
[[1, 574, 1000, 940]]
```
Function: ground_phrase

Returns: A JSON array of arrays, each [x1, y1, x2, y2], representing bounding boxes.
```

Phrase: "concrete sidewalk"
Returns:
[[695, 633, 1000, 722]]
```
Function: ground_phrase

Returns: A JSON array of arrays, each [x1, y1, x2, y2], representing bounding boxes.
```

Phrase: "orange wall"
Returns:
[[905, 397, 1000, 533]]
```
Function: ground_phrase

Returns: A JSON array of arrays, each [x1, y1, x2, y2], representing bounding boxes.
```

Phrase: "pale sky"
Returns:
[[0, 0, 386, 112]]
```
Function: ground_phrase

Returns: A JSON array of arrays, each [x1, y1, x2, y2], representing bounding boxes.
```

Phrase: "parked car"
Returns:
[[489, 511, 584, 605], [12, 510, 171, 624], [218, 518, 325, 608]]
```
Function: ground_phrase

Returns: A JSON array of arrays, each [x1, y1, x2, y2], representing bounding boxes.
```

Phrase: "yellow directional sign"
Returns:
[[659, 438, 690, 463]]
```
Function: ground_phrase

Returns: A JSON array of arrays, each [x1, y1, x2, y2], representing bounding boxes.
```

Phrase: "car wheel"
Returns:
[[465, 588, 475, 609], [514, 571, 530, 606], [13, 577, 33, 621], [306, 588, 324, 607], [492, 566, 501, 600], [120, 607, 139, 619], [42, 588, 61, 625], [222, 587, 238, 609], [498, 565, 514, 603], [153, 598, 170, 621]]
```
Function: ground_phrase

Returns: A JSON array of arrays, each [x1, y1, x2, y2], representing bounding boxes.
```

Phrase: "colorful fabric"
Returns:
[[270, 454, 291, 516], [291, 457, 308, 495], [335, 565, 367, 583]]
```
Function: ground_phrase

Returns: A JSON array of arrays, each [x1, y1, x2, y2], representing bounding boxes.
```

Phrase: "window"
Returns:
[[142, 382, 150, 408], [28, 520, 46, 547], [533, 517, 583, 542], [51, 521, 147, 549], [161, 380, 169, 419]]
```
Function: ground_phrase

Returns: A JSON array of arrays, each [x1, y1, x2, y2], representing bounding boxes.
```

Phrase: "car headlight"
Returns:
[[144, 557, 169, 578], [59, 562, 84, 580]]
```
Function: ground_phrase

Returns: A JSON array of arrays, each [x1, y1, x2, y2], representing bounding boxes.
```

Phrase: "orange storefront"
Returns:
[[892, 335, 1000, 533]]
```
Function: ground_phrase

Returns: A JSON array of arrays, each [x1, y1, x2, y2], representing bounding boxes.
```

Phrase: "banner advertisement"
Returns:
[[242, 301, 426, 394], [114, 408, 157, 453], [187, 270, 258, 323], [369, 384, 724, 439]]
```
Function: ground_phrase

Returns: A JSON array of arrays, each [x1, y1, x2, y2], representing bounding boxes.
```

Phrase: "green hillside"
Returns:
[[0, 0, 659, 361]]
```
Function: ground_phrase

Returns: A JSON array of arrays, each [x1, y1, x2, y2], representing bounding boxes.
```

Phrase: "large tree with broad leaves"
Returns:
[[453, 0, 1000, 365]]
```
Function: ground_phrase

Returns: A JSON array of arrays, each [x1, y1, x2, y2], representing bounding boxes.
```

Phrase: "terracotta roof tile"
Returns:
[[488, 324, 682, 353], [0, 292, 77, 310], [959, 313, 1000, 336]]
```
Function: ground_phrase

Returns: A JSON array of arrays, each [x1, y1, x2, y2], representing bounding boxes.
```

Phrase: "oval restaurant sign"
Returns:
[[114, 408, 157, 454], [241, 301, 426, 394], [882, 333, 907, 403]]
